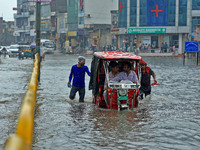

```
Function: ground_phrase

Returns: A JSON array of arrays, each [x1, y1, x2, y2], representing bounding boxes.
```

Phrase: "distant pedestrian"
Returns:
[[68, 56, 91, 102], [32, 48, 36, 61], [164, 42, 168, 52], [40, 47, 43, 63], [42, 49, 46, 61], [161, 42, 164, 53]]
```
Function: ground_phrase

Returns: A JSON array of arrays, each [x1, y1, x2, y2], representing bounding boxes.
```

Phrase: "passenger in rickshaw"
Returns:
[[111, 62, 139, 84], [103, 62, 120, 106], [104, 62, 120, 90]]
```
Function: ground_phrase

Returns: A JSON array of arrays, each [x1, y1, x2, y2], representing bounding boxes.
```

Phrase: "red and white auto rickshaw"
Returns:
[[89, 51, 142, 111]]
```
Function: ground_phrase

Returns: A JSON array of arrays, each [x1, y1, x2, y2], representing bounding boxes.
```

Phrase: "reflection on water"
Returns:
[[0, 54, 200, 149]]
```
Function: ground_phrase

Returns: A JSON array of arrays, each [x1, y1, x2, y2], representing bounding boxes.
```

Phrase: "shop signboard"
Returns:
[[28, 0, 52, 2], [77, 28, 84, 35], [128, 28, 166, 34]]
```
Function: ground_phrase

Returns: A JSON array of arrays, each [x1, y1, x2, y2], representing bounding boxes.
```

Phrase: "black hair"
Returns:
[[109, 61, 119, 68], [123, 62, 131, 69]]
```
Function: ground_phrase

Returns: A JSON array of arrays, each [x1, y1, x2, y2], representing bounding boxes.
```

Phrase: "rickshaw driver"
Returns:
[[103, 62, 120, 106]]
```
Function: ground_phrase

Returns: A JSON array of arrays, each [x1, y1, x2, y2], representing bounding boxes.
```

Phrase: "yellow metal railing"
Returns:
[[4, 53, 39, 150]]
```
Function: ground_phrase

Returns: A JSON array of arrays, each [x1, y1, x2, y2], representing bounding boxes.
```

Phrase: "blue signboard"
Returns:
[[77, 28, 84, 35], [185, 42, 199, 53]]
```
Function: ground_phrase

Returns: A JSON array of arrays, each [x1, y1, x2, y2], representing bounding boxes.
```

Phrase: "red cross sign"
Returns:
[[151, 4, 163, 17], [119, 2, 125, 13]]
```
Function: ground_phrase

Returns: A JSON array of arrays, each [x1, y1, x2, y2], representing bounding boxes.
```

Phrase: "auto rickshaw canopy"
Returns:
[[93, 51, 141, 60]]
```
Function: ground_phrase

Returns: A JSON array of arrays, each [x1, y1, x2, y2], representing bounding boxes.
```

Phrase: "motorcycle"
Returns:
[[18, 50, 24, 60]]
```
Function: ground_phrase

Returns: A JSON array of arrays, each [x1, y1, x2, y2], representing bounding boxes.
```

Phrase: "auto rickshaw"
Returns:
[[18, 45, 33, 59], [23, 45, 32, 58], [89, 51, 142, 111]]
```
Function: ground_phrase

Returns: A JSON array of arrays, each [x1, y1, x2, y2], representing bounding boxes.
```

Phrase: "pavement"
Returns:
[[84, 49, 179, 57], [136, 48, 179, 57]]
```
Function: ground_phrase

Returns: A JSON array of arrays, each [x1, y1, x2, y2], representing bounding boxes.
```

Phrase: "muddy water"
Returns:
[[0, 54, 200, 150], [0, 56, 33, 148], [32, 54, 200, 150]]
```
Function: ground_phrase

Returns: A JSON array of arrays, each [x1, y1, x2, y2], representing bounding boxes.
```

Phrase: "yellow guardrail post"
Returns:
[[4, 51, 39, 149], [3, 134, 31, 150]]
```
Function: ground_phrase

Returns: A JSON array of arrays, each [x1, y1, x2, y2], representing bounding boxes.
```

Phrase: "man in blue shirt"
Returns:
[[68, 56, 91, 102]]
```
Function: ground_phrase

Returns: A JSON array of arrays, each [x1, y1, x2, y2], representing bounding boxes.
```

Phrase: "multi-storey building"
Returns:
[[14, 0, 32, 44], [66, 0, 78, 48], [0, 18, 15, 45], [117, 0, 200, 54], [77, 0, 118, 49]]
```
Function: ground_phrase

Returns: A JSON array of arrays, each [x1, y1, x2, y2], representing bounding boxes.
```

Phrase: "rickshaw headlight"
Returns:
[[119, 89, 127, 96]]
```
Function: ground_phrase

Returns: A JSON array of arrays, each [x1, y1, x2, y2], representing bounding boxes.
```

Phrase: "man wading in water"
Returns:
[[139, 60, 158, 99], [68, 56, 91, 102]]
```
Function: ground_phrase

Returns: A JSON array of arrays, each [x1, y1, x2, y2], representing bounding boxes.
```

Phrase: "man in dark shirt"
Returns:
[[139, 60, 157, 99], [68, 56, 91, 102]]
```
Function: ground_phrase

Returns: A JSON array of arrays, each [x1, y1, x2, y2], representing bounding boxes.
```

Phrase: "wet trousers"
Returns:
[[69, 85, 85, 102]]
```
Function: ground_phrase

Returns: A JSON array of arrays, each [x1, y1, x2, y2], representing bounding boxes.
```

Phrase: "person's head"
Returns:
[[123, 62, 131, 73], [110, 62, 119, 73], [78, 56, 85, 66], [139, 60, 147, 70]]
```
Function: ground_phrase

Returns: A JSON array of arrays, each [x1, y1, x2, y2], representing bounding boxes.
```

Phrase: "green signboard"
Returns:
[[128, 28, 166, 34]]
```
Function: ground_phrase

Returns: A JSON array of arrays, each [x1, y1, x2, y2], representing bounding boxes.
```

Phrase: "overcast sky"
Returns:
[[0, 0, 17, 21]]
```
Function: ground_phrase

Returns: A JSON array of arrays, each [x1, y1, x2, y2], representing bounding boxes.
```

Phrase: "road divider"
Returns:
[[4, 53, 39, 150]]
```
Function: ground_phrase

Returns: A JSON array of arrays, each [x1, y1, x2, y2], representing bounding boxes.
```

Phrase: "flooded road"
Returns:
[[0, 56, 33, 147], [1, 54, 200, 149]]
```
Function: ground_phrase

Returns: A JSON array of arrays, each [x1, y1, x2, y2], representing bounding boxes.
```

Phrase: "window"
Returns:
[[79, 17, 84, 24], [179, 0, 187, 26], [118, 0, 127, 27], [192, 0, 200, 10], [140, 0, 147, 26], [192, 17, 200, 32], [65, 16, 68, 28], [59, 18, 64, 29], [130, 0, 137, 27], [168, 0, 176, 26]]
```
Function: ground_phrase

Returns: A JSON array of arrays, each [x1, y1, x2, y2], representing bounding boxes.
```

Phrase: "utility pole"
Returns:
[[36, 1, 41, 82]]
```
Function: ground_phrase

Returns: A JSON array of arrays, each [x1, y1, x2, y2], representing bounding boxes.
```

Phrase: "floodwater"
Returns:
[[0, 54, 200, 150], [0, 56, 33, 148]]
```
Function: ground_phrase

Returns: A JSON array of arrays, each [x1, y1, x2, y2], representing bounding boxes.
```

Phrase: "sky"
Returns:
[[0, 0, 17, 21]]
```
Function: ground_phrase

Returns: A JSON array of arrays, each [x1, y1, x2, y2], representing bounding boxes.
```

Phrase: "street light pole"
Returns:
[[36, 1, 41, 82]]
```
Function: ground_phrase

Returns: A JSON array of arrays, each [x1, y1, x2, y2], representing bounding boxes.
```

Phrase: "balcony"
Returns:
[[14, 26, 30, 33], [14, 12, 30, 19]]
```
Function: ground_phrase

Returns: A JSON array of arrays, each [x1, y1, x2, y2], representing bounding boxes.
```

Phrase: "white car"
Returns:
[[9, 45, 19, 57]]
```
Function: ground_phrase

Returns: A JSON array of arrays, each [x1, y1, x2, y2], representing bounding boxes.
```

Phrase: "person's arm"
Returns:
[[151, 69, 157, 83], [111, 72, 125, 82], [68, 66, 74, 84], [85, 66, 91, 76], [133, 71, 139, 84]]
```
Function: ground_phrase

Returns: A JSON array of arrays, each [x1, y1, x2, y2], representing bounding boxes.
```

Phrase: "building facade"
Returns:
[[78, 0, 118, 49], [0, 18, 15, 46], [117, 0, 198, 54]]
